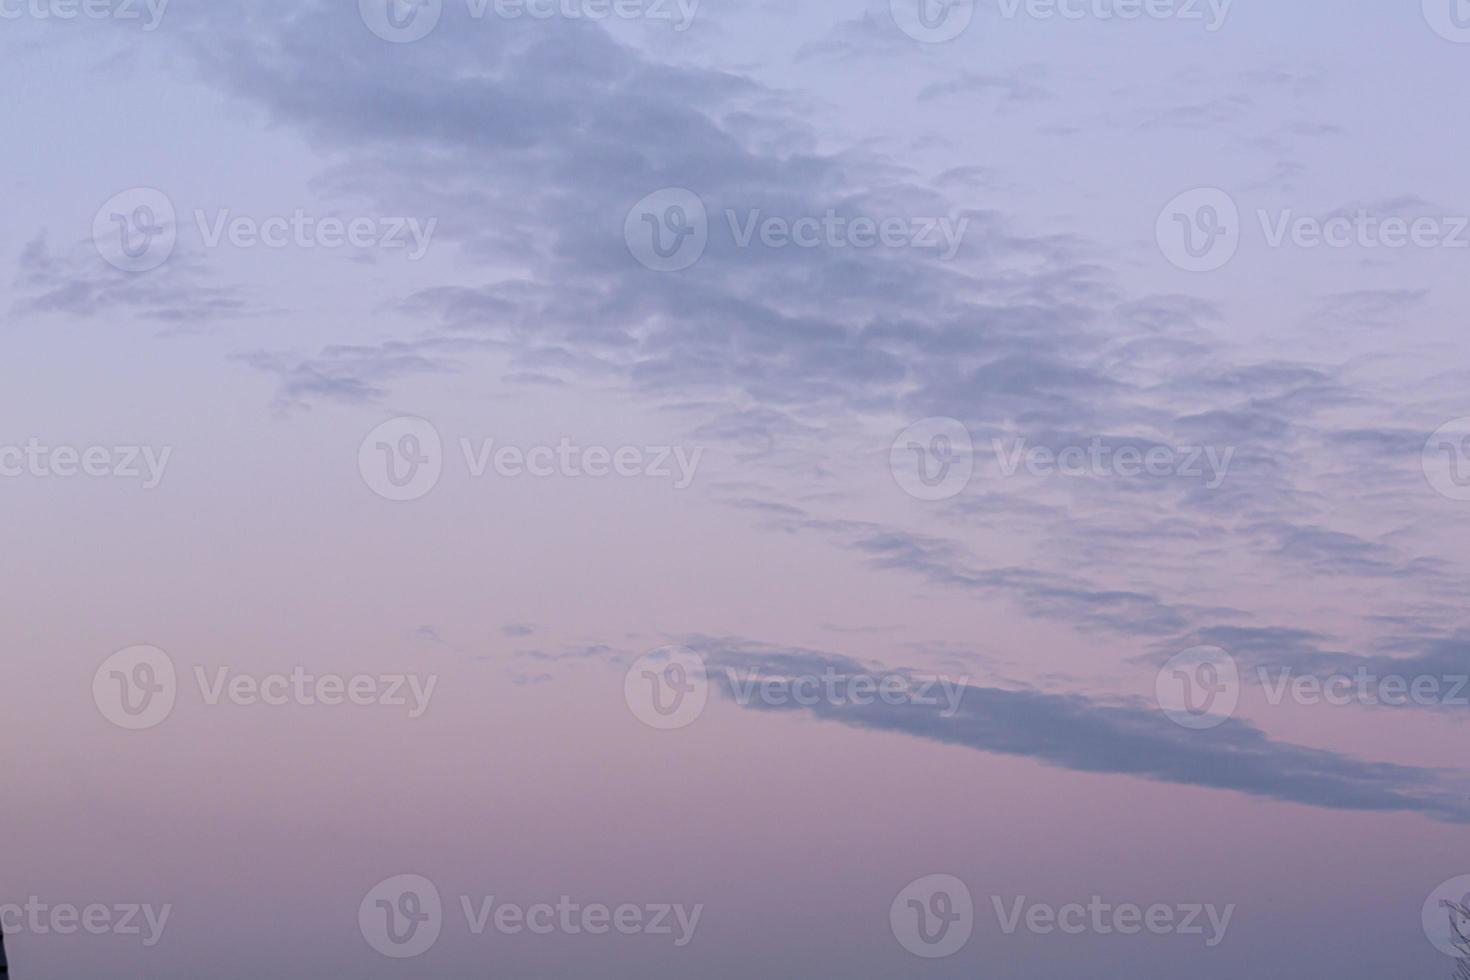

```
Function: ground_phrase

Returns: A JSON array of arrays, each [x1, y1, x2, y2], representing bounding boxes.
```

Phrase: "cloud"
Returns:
[[693, 638, 1470, 824]]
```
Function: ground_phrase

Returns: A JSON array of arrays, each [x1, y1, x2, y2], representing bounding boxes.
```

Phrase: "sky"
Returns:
[[5, 0, 1470, 976]]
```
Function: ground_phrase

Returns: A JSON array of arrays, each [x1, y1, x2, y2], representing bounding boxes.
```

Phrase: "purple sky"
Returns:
[[5, 0, 1470, 976]]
